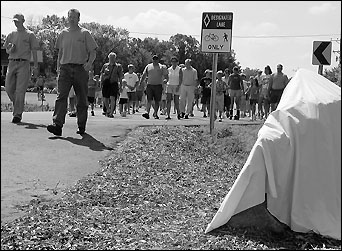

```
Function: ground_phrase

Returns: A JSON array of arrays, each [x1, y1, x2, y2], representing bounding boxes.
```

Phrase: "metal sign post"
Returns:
[[209, 53, 218, 135]]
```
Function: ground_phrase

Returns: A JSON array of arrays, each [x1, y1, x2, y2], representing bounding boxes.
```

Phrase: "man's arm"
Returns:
[[178, 68, 183, 86], [140, 68, 147, 85], [84, 49, 96, 72]]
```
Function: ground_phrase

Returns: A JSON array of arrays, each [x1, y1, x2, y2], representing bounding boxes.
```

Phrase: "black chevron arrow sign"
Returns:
[[312, 41, 332, 65]]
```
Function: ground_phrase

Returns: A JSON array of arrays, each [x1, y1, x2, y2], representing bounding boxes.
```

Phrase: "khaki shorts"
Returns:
[[165, 84, 180, 95], [230, 89, 242, 98]]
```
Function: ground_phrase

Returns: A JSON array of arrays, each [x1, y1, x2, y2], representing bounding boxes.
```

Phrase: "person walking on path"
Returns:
[[119, 79, 129, 117], [179, 59, 199, 119], [124, 64, 139, 114], [100, 52, 123, 118], [258, 66, 272, 119], [245, 76, 259, 121], [165, 56, 182, 120], [87, 70, 97, 116], [228, 66, 244, 120], [222, 68, 231, 119], [268, 64, 289, 112], [200, 69, 212, 118], [4, 13, 39, 123], [135, 73, 145, 112], [47, 8, 98, 136], [214, 70, 226, 122], [140, 55, 169, 119]]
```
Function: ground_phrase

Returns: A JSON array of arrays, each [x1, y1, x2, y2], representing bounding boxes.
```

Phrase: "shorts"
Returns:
[[127, 91, 137, 102], [165, 84, 180, 96], [215, 94, 224, 112], [119, 98, 128, 104], [249, 99, 257, 106], [201, 95, 210, 104], [87, 96, 95, 104], [102, 79, 119, 98], [136, 91, 143, 101], [224, 94, 231, 108], [230, 89, 242, 98], [95, 91, 102, 99], [146, 84, 163, 102], [269, 89, 284, 104]]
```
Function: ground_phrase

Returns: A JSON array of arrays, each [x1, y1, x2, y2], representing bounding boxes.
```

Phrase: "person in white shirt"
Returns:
[[179, 59, 199, 119], [124, 64, 139, 114], [165, 56, 183, 120]]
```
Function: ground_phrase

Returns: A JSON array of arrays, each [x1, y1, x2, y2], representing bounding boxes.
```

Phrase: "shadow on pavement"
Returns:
[[16, 122, 48, 129], [48, 133, 114, 152]]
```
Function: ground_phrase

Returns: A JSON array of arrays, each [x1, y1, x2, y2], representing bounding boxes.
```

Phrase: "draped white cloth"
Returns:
[[205, 69, 341, 240]]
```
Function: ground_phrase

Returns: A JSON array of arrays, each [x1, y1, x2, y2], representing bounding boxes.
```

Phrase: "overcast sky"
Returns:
[[1, 1, 341, 77]]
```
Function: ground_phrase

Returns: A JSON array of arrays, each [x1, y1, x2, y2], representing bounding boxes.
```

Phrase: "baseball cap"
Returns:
[[217, 70, 223, 74], [128, 64, 134, 68], [152, 55, 159, 60], [13, 13, 25, 22]]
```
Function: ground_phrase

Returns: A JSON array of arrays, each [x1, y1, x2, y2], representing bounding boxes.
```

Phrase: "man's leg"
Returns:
[[10, 62, 30, 120], [73, 67, 89, 130], [166, 93, 172, 117]]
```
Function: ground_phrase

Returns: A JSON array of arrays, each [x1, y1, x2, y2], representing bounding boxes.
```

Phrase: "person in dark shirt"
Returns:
[[228, 66, 244, 120]]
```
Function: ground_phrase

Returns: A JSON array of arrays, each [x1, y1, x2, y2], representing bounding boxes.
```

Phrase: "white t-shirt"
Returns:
[[124, 72, 139, 92]]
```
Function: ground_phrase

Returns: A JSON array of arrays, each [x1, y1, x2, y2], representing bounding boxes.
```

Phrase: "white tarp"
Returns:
[[205, 69, 341, 240]]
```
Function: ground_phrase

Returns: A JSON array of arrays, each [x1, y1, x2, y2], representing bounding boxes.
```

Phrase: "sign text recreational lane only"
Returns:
[[201, 12, 233, 53]]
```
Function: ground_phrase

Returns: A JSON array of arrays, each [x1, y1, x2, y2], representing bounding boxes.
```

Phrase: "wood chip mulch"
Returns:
[[1, 125, 340, 250]]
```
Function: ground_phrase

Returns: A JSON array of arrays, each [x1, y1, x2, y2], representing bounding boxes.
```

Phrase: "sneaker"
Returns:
[[47, 124, 62, 136], [219, 118, 222, 122], [142, 113, 150, 119], [184, 114, 189, 119], [154, 115, 159, 119], [12, 117, 21, 123], [203, 114, 207, 118], [177, 113, 181, 120], [180, 112, 185, 118], [91, 111, 95, 116], [108, 114, 114, 118], [76, 128, 85, 135], [190, 113, 194, 117], [102, 112, 106, 115], [69, 112, 76, 117], [165, 116, 171, 120]]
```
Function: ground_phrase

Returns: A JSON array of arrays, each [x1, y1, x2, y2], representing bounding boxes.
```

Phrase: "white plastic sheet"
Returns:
[[205, 69, 341, 240]]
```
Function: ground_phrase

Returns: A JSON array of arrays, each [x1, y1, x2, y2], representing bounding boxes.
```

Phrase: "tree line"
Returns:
[[18, 14, 241, 79], [1, 14, 340, 86]]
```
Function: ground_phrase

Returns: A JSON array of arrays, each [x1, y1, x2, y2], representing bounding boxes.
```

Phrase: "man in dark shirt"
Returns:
[[228, 66, 244, 120]]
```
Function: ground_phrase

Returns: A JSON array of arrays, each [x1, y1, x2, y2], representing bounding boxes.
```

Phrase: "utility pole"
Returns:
[[331, 37, 340, 65]]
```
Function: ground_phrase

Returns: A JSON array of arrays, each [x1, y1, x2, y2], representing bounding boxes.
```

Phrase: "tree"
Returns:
[[242, 67, 260, 80], [324, 65, 341, 87]]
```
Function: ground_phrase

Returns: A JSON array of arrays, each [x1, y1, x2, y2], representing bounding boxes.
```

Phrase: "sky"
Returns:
[[1, 1, 341, 77]]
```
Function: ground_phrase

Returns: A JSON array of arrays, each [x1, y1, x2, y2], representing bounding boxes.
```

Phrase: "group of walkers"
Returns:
[[4, 8, 289, 136]]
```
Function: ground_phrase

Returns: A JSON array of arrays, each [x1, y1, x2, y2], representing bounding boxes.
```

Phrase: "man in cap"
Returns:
[[47, 9, 98, 136], [4, 13, 39, 123], [139, 54, 169, 119]]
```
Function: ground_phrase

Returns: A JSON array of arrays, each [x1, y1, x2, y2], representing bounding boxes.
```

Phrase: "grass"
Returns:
[[1, 124, 340, 250]]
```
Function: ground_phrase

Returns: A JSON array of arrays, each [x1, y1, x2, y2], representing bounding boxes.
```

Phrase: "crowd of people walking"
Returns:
[[3, 9, 289, 136]]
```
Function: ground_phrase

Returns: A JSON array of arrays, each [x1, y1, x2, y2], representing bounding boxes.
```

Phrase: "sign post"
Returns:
[[209, 53, 218, 136], [312, 41, 332, 75], [201, 12, 233, 136]]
